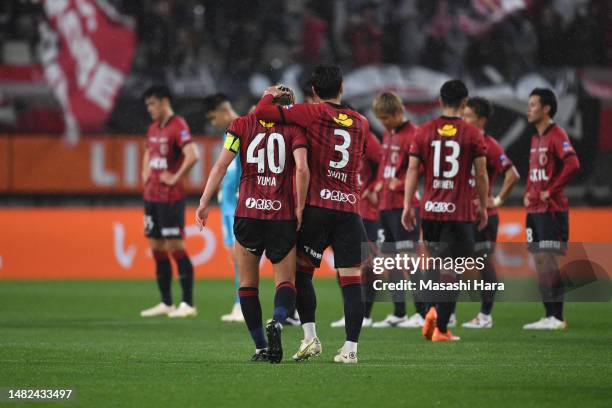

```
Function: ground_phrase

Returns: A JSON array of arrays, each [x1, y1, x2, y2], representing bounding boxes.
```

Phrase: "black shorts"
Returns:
[[380, 208, 420, 253], [474, 214, 499, 254], [298, 205, 368, 268], [363, 218, 382, 244], [144, 200, 185, 239], [234, 217, 297, 264], [526, 212, 569, 254], [421, 219, 475, 258]]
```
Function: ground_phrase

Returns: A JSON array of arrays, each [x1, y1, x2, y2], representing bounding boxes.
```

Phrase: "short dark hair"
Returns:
[[143, 85, 172, 101], [440, 79, 468, 109], [467, 96, 494, 119], [530, 88, 557, 118], [311, 65, 343, 100], [273, 85, 296, 106], [203, 93, 230, 113]]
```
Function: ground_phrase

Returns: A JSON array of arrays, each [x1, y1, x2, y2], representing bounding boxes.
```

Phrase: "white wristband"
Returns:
[[493, 196, 503, 207]]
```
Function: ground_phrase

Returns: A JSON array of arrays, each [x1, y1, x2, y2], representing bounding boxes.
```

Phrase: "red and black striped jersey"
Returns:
[[358, 132, 381, 221], [255, 96, 368, 214], [376, 121, 421, 211], [144, 115, 192, 203], [409, 116, 486, 222], [226, 113, 307, 220]]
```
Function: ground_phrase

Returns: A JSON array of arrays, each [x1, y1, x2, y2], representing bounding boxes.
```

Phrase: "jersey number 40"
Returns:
[[247, 132, 286, 174]]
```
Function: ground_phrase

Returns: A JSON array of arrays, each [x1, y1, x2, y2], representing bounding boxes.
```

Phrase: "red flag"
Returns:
[[40, 0, 136, 143]]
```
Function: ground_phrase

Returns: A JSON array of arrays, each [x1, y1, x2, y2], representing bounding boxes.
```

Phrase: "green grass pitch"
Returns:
[[1, 279, 611, 408]]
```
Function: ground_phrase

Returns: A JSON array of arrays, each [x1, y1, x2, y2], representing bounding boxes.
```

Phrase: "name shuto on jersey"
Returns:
[[327, 169, 347, 182]]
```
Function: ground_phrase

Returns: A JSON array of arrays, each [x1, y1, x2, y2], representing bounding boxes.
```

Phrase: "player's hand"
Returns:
[[540, 190, 550, 203], [295, 207, 304, 231], [389, 178, 401, 191], [477, 207, 488, 231], [141, 169, 150, 184], [195, 204, 210, 231], [160, 171, 176, 186], [373, 181, 383, 193], [523, 194, 530, 207], [401, 206, 416, 231], [487, 196, 495, 208], [263, 86, 283, 98]]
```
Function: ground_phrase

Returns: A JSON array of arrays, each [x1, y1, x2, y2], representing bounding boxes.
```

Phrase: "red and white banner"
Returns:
[[40, 0, 136, 143]]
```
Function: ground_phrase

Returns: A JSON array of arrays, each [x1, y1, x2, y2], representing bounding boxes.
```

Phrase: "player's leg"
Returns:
[[523, 212, 568, 330], [432, 222, 473, 341], [463, 215, 498, 329], [395, 207, 427, 328], [292, 206, 326, 361], [265, 220, 299, 363], [332, 212, 368, 363], [221, 212, 243, 322], [372, 210, 407, 327], [235, 240, 267, 361], [141, 201, 175, 317], [331, 218, 379, 328], [155, 200, 195, 318]]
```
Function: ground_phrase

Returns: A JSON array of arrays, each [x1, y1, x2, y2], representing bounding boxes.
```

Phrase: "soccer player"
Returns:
[[140, 85, 201, 318], [402, 79, 488, 342], [255, 65, 369, 363], [522, 88, 580, 330], [330, 129, 381, 328], [370, 91, 427, 329], [196, 86, 309, 363], [203, 94, 244, 323], [462, 96, 520, 329]]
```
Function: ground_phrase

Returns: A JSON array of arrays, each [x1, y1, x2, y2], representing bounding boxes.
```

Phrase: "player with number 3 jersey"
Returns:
[[255, 65, 369, 364]]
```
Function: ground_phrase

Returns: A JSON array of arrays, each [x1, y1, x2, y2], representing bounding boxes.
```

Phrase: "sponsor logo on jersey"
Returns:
[[437, 124, 457, 137], [259, 120, 275, 128], [320, 188, 357, 204], [530, 168, 549, 182], [149, 156, 168, 170], [333, 113, 353, 127], [303, 245, 322, 260], [245, 197, 282, 211], [424, 201, 456, 213]]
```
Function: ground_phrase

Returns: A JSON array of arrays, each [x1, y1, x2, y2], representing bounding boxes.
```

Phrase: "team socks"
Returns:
[[238, 287, 267, 349], [480, 258, 498, 315], [172, 250, 194, 306], [153, 250, 172, 306], [273, 281, 296, 322], [389, 270, 406, 317], [340, 275, 364, 343], [296, 265, 317, 325]]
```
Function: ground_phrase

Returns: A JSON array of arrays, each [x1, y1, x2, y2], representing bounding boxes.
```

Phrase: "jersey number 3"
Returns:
[[330, 129, 351, 169]]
